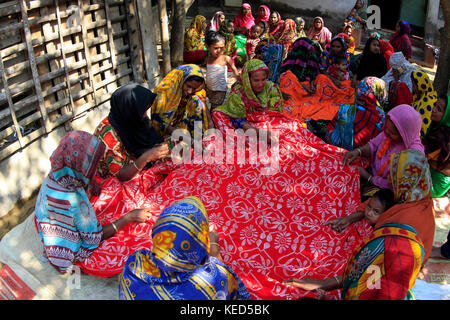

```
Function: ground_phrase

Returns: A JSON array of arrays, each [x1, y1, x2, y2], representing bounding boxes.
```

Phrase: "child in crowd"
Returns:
[[205, 31, 240, 109], [301, 56, 349, 94], [327, 55, 350, 84], [246, 24, 263, 60], [324, 188, 395, 232]]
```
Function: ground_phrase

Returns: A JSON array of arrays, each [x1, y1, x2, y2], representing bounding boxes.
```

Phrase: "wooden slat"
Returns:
[[124, 0, 137, 81], [55, 0, 74, 116], [19, 0, 50, 133], [0, 54, 25, 147], [104, 0, 117, 70], [0, 0, 142, 160], [77, 0, 98, 108]]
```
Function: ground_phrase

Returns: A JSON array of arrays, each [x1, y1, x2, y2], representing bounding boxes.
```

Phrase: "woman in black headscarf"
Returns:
[[352, 37, 388, 82], [94, 83, 170, 181]]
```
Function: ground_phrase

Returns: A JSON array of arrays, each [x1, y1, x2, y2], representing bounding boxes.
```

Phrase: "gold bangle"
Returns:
[[111, 221, 119, 233], [131, 160, 141, 172], [210, 242, 220, 248]]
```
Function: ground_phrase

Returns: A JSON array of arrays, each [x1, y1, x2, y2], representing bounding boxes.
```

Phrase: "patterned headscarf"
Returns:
[[118, 197, 251, 300], [36, 130, 105, 272], [151, 64, 205, 135], [49, 130, 105, 191], [233, 3, 255, 33], [215, 59, 283, 119], [184, 15, 206, 52], [208, 11, 224, 32], [390, 149, 431, 203], [411, 69, 437, 136], [276, 19, 297, 58], [219, 19, 237, 56], [255, 5, 270, 24]]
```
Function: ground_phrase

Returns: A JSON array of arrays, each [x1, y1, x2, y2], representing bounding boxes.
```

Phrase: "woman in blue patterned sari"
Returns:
[[119, 196, 250, 300], [35, 130, 152, 273]]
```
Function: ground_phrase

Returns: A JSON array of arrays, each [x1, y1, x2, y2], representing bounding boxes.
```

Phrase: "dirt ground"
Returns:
[[0, 191, 38, 240]]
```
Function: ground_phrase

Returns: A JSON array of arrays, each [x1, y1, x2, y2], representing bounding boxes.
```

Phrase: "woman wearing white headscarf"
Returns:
[[381, 52, 418, 92]]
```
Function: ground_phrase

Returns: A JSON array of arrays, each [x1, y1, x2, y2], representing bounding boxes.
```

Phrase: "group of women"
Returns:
[[32, 1, 449, 301]]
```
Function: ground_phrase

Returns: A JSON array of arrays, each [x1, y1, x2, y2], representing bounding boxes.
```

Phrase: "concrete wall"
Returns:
[[0, 102, 110, 218]]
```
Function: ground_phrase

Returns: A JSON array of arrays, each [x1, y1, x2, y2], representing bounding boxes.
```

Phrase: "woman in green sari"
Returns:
[[214, 59, 283, 143], [422, 94, 450, 197]]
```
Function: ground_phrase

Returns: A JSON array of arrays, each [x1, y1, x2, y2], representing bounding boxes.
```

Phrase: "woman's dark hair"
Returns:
[[362, 37, 380, 56], [334, 55, 347, 65], [258, 20, 269, 33], [185, 75, 205, 83], [439, 94, 448, 107], [373, 188, 395, 212], [205, 30, 226, 46]]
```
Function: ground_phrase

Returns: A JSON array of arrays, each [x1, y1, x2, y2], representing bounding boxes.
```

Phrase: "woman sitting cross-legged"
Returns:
[[284, 149, 435, 300], [214, 59, 283, 145]]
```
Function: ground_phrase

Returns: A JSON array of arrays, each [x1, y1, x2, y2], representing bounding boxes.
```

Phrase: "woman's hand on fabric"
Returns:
[[125, 208, 152, 223], [144, 142, 170, 163], [323, 216, 352, 232], [283, 278, 325, 291], [342, 149, 359, 165]]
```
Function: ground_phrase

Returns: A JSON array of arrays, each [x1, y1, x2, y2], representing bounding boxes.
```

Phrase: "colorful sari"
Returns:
[[255, 43, 284, 85], [319, 36, 351, 72], [184, 15, 207, 63], [424, 96, 450, 197], [327, 77, 387, 150], [119, 197, 251, 300], [207, 11, 224, 32], [411, 70, 437, 137], [276, 19, 297, 60], [233, 3, 255, 35], [307, 17, 332, 49], [280, 37, 322, 83], [367, 104, 424, 190], [343, 149, 434, 300], [214, 59, 283, 121], [35, 131, 105, 273], [268, 11, 284, 39], [94, 84, 163, 179], [151, 64, 208, 138], [342, 223, 425, 300], [219, 20, 238, 63], [280, 72, 355, 123]]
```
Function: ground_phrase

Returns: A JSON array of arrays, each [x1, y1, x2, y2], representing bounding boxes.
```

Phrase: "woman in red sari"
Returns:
[[389, 20, 412, 60], [233, 3, 255, 36]]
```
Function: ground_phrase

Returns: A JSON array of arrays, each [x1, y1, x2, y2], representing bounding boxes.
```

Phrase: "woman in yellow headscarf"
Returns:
[[411, 69, 437, 137], [151, 64, 211, 138], [184, 15, 207, 64]]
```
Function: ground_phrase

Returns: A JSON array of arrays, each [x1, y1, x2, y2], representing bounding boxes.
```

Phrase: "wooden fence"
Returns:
[[0, 0, 145, 161]]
